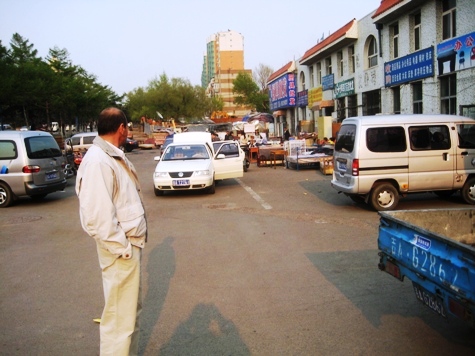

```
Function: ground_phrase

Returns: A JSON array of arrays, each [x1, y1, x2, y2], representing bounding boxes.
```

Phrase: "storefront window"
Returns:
[[393, 86, 401, 114], [347, 95, 358, 117], [363, 90, 381, 115], [413, 82, 423, 113], [336, 97, 346, 120], [441, 74, 457, 115]]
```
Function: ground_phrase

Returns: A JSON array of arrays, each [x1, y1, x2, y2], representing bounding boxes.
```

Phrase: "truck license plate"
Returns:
[[46, 172, 58, 181], [412, 282, 447, 318], [173, 179, 190, 186]]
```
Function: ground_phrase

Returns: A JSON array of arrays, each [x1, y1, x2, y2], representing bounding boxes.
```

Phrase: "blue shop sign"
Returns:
[[322, 74, 334, 91], [384, 47, 434, 87], [297, 90, 308, 107], [437, 31, 475, 75], [268, 73, 296, 111]]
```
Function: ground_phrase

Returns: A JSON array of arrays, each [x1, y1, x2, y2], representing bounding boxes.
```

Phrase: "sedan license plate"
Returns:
[[413, 283, 447, 318], [46, 171, 58, 181], [173, 179, 190, 186]]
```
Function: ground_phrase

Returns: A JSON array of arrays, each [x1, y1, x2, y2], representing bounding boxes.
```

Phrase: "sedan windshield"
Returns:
[[162, 144, 209, 161]]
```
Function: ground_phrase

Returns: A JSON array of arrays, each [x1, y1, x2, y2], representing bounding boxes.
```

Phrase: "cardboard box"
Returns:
[[320, 157, 333, 175]]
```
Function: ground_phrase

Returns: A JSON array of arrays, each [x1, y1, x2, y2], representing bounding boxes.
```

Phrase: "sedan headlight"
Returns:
[[154, 172, 169, 178], [194, 170, 211, 176]]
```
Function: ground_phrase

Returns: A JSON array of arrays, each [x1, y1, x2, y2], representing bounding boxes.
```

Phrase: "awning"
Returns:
[[311, 100, 334, 111]]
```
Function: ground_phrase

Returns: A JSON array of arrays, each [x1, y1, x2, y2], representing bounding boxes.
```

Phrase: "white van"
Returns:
[[331, 114, 475, 211], [65, 132, 98, 152], [0, 130, 67, 207]]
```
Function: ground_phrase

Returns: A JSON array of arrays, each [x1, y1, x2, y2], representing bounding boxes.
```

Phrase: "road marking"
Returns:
[[236, 178, 272, 210]]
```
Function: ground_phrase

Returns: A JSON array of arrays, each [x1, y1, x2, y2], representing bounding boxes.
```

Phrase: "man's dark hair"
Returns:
[[97, 107, 127, 135]]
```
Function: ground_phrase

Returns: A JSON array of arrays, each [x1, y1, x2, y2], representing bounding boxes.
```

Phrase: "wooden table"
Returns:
[[270, 149, 287, 169]]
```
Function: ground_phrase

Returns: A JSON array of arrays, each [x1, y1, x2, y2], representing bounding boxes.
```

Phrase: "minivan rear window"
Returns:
[[367, 126, 406, 152], [335, 124, 356, 153], [25, 136, 62, 159]]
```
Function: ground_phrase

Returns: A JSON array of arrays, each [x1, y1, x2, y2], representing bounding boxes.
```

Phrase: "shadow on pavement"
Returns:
[[140, 236, 176, 354], [159, 303, 250, 356], [306, 250, 475, 345]]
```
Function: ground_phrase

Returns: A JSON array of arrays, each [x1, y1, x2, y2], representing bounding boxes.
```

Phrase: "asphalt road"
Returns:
[[1, 148, 474, 355]]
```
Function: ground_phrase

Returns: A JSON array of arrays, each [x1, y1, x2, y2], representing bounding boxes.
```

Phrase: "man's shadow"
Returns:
[[139, 236, 176, 354], [159, 303, 250, 356]]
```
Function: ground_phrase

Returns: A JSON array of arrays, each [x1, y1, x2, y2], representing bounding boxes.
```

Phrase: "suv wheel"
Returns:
[[0, 182, 14, 208]]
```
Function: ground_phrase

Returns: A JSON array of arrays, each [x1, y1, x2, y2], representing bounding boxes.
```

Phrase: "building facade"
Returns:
[[269, 0, 475, 139], [201, 30, 252, 118]]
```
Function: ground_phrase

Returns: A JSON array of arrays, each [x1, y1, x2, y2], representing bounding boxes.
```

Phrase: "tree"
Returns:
[[0, 34, 122, 130], [125, 73, 215, 123], [253, 63, 274, 91], [232, 72, 269, 113]]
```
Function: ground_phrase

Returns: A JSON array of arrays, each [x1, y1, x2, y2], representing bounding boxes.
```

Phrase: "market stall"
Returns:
[[283, 140, 334, 171]]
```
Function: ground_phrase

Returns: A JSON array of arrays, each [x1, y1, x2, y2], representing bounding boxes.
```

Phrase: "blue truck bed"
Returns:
[[378, 208, 475, 327]]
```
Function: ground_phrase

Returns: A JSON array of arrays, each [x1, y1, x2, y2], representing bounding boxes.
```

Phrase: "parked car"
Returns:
[[122, 138, 139, 152], [0, 130, 67, 207], [65, 125, 76, 133], [160, 134, 174, 155], [152, 132, 244, 196], [65, 132, 98, 151]]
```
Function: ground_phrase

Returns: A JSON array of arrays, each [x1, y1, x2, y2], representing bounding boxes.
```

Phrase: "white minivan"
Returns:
[[331, 114, 475, 211], [65, 132, 98, 152]]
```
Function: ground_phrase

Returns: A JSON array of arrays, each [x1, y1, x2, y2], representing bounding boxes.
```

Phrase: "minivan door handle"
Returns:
[[461, 151, 469, 156], [443, 153, 449, 161]]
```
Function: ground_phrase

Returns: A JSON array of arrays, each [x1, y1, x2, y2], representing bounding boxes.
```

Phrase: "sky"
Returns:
[[1, 0, 379, 95]]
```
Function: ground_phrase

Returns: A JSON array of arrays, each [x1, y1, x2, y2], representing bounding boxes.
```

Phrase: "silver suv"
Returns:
[[0, 131, 67, 207]]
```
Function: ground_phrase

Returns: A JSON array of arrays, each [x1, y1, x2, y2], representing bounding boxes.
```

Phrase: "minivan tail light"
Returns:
[[23, 165, 41, 173], [352, 159, 359, 176]]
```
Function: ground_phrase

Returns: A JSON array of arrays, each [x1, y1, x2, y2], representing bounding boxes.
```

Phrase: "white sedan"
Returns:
[[152, 140, 244, 196]]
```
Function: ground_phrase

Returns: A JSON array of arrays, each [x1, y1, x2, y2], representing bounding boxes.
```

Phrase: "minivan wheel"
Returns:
[[370, 183, 399, 211], [0, 182, 14, 208], [461, 177, 475, 204]]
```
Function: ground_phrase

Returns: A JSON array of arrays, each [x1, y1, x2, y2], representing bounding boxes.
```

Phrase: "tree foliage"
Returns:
[[125, 73, 216, 123], [232, 69, 271, 113], [0, 33, 121, 131]]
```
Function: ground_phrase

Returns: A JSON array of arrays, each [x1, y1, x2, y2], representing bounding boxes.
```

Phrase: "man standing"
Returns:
[[76, 107, 147, 355]]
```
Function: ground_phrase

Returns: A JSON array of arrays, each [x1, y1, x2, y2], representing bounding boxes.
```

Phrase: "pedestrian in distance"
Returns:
[[76, 107, 147, 356], [284, 128, 291, 141]]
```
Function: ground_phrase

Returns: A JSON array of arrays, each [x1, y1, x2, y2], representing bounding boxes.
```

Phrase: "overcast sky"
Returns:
[[1, 0, 378, 95]]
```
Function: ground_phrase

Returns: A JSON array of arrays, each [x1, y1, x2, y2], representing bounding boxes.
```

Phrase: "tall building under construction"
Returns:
[[201, 30, 252, 118]]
